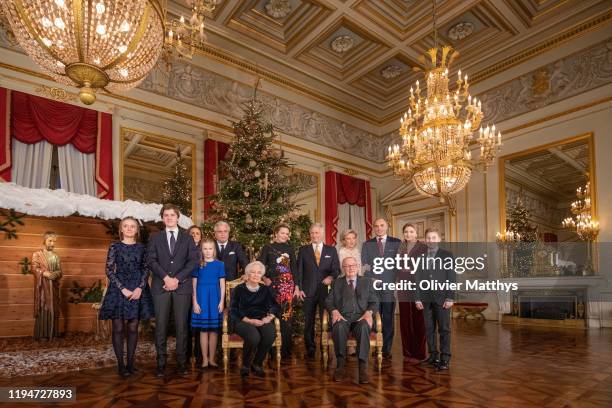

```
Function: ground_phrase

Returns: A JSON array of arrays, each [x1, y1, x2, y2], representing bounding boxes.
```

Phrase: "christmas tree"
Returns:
[[161, 149, 192, 217], [506, 196, 538, 242], [203, 86, 311, 258]]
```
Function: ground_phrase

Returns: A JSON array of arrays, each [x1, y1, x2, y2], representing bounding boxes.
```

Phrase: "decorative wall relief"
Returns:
[[139, 58, 392, 161], [479, 40, 612, 125]]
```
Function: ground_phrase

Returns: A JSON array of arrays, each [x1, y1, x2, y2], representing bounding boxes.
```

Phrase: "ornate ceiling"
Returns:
[[171, 0, 611, 125]]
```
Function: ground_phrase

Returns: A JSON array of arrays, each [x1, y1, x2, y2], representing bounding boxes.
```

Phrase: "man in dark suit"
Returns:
[[295, 223, 341, 359], [326, 256, 379, 384], [361, 218, 401, 359], [148, 204, 199, 377], [415, 227, 455, 371], [214, 220, 249, 281]]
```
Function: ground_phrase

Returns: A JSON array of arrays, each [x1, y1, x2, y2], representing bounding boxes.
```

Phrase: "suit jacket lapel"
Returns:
[[162, 230, 173, 258]]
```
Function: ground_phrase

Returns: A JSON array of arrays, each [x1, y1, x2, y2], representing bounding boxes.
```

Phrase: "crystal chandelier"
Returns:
[[562, 182, 600, 241], [164, 0, 218, 60], [0, 0, 165, 105], [387, 2, 501, 213]]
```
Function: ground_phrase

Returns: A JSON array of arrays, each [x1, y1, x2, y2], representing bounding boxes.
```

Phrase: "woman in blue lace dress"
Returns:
[[99, 217, 154, 377]]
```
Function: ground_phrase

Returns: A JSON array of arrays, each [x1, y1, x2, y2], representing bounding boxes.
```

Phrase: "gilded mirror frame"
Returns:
[[498, 132, 596, 234], [119, 127, 197, 219]]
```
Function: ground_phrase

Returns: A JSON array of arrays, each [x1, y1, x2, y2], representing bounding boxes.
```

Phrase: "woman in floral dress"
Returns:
[[258, 223, 297, 359]]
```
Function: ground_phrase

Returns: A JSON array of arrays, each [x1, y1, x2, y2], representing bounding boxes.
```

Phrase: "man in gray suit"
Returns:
[[325, 256, 379, 384], [148, 204, 199, 377]]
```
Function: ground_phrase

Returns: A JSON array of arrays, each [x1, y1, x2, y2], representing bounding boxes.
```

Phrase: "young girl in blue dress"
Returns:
[[192, 238, 226, 369]]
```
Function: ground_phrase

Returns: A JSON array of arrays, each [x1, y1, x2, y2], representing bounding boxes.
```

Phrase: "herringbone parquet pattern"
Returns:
[[1, 320, 611, 407]]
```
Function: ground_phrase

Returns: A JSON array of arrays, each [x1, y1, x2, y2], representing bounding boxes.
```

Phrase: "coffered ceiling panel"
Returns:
[[351, 0, 449, 40], [411, 2, 518, 66], [350, 52, 422, 103], [166, 0, 610, 126], [504, 0, 580, 27], [224, 0, 333, 53], [295, 16, 391, 80]]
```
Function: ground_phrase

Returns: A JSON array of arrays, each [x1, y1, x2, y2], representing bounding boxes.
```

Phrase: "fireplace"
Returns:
[[511, 289, 587, 321]]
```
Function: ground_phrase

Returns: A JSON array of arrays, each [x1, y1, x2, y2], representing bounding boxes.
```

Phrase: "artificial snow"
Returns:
[[0, 183, 193, 228]]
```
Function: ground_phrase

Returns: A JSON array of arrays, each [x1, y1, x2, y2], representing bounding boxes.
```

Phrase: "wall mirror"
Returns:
[[499, 133, 596, 276], [120, 127, 196, 217]]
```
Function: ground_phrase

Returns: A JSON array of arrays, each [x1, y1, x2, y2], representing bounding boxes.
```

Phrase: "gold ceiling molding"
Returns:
[[0, 62, 385, 176], [501, 96, 612, 135], [193, 43, 382, 126], [0, 10, 610, 131], [190, 9, 611, 128], [34, 85, 78, 102], [469, 9, 612, 85]]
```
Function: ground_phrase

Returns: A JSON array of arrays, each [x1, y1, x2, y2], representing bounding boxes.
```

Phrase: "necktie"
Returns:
[[377, 237, 384, 256], [219, 244, 225, 258], [349, 279, 355, 291], [169, 231, 176, 255], [314, 245, 321, 266]]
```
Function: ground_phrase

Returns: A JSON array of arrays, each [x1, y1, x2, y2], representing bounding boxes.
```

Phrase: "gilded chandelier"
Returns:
[[562, 182, 600, 241], [387, 44, 502, 211], [165, 0, 218, 60], [0, 0, 165, 105]]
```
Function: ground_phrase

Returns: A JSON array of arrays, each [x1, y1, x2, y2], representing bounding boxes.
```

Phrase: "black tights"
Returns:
[[112, 319, 139, 368]]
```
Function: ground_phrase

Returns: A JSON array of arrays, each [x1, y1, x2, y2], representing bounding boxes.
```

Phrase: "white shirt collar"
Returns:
[[217, 240, 228, 247], [377, 235, 387, 242], [166, 228, 178, 234], [312, 242, 322, 250], [346, 276, 357, 285]]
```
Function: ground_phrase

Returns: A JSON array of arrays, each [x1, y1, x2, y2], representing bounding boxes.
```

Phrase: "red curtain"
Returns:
[[203, 139, 229, 218], [325, 171, 373, 245], [0, 88, 113, 199], [0, 88, 9, 182]]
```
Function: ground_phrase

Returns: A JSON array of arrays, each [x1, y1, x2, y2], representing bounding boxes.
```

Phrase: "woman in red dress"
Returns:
[[397, 223, 428, 364]]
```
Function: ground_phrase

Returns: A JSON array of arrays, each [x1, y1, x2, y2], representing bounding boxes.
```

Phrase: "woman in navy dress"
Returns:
[[99, 217, 154, 377], [192, 238, 226, 369]]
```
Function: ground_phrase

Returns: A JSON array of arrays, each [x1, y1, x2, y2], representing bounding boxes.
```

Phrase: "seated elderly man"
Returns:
[[230, 261, 280, 378], [325, 256, 379, 384]]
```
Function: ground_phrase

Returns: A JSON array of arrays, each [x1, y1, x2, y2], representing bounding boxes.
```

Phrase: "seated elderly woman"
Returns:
[[230, 261, 280, 377]]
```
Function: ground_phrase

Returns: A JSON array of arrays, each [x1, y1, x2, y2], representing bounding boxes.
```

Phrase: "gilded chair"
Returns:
[[221, 277, 282, 373], [321, 309, 383, 371]]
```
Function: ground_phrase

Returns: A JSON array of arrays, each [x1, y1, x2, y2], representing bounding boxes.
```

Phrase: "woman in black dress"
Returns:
[[258, 223, 297, 359], [99, 217, 154, 377]]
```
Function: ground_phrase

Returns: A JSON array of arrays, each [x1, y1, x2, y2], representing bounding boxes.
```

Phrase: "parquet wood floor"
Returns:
[[1, 320, 611, 407]]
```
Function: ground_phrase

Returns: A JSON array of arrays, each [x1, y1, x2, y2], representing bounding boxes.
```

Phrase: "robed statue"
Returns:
[[32, 231, 63, 340]]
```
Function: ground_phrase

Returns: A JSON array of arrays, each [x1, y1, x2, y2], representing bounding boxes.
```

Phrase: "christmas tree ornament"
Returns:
[[200, 83, 312, 255]]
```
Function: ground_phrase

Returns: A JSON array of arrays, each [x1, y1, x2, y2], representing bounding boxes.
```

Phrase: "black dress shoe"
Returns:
[[127, 364, 138, 375], [155, 366, 165, 378], [306, 349, 315, 359], [195, 358, 203, 367], [118, 364, 130, 378], [358, 362, 369, 384], [178, 365, 189, 375], [251, 365, 265, 377], [382, 352, 392, 360], [436, 360, 449, 371], [422, 355, 440, 366], [240, 366, 250, 377]]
